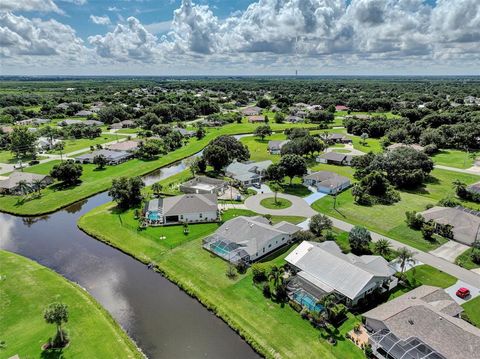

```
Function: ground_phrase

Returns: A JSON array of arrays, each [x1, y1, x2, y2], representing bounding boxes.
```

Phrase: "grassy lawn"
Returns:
[[0, 151, 47, 164], [462, 296, 480, 328], [311, 168, 480, 252], [455, 248, 480, 269], [78, 206, 362, 359], [431, 149, 475, 169], [0, 250, 142, 359], [349, 136, 383, 153], [260, 197, 292, 209], [240, 133, 285, 162], [48, 134, 120, 154], [0, 121, 316, 215]]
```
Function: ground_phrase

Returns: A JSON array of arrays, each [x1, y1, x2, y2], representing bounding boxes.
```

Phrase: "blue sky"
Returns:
[[1, 0, 478, 75]]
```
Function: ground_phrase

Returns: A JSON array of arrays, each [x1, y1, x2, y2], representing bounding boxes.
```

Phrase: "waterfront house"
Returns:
[[179, 176, 228, 195], [75, 149, 132, 165], [0, 172, 53, 195]]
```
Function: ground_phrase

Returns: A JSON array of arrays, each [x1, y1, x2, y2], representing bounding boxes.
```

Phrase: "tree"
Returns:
[[9, 126, 37, 159], [348, 226, 372, 253], [452, 179, 467, 198], [17, 179, 31, 197], [93, 154, 108, 170], [269, 182, 282, 204], [151, 182, 163, 197], [31, 178, 44, 195], [137, 140, 163, 160], [292, 230, 316, 243], [266, 163, 285, 183], [257, 97, 271, 108], [108, 176, 145, 209], [196, 126, 206, 139], [421, 221, 436, 241], [397, 247, 415, 275], [309, 214, 333, 237], [254, 125, 272, 140], [318, 294, 336, 322], [50, 160, 83, 186], [279, 154, 307, 184], [268, 265, 284, 288], [44, 302, 69, 346], [53, 141, 65, 161], [203, 144, 229, 172], [203, 135, 250, 172], [274, 112, 285, 123], [194, 157, 207, 173], [374, 239, 392, 257], [360, 132, 369, 145]]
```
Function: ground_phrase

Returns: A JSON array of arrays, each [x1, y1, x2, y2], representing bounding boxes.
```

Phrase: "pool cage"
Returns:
[[369, 329, 446, 359], [203, 234, 250, 264], [291, 290, 324, 313]]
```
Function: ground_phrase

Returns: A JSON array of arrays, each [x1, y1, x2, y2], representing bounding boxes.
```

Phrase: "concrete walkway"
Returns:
[[244, 192, 316, 217], [434, 164, 480, 176]]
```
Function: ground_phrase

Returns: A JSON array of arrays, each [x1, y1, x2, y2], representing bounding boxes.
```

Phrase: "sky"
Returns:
[[0, 0, 479, 76]]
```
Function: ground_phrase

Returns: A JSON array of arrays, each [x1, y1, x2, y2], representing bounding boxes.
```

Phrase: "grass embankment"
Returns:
[[48, 134, 120, 154], [0, 121, 315, 216], [78, 206, 360, 359], [0, 250, 143, 359], [260, 197, 292, 209], [312, 168, 480, 252]]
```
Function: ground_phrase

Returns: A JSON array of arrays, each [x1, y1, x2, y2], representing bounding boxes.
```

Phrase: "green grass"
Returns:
[[462, 296, 480, 328], [432, 149, 475, 169], [0, 250, 142, 359], [350, 136, 383, 153], [240, 133, 286, 162], [455, 248, 480, 269], [0, 151, 47, 164], [311, 168, 480, 252], [0, 121, 316, 215], [260, 197, 292, 209], [48, 134, 120, 154], [78, 206, 362, 359]]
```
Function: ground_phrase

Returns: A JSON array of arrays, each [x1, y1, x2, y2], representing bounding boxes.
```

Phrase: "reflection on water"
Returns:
[[0, 160, 260, 359]]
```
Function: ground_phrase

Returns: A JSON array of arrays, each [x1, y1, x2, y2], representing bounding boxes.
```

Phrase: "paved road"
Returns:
[[434, 164, 480, 176], [245, 192, 480, 288]]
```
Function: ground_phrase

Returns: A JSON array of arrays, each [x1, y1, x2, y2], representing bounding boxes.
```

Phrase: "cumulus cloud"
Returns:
[[0, 0, 63, 14], [90, 15, 111, 25], [88, 17, 158, 61]]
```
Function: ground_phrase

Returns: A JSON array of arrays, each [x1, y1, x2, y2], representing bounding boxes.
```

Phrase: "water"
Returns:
[[0, 159, 260, 359]]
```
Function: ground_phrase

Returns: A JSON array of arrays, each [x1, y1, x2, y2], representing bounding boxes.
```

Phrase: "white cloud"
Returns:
[[0, 0, 63, 14], [90, 14, 111, 25], [144, 20, 171, 34], [88, 17, 159, 62], [61, 0, 88, 4]]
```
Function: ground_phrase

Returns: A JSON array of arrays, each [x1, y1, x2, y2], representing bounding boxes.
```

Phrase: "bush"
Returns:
[[289, 300, 303, 312], [235, 260, 247, 274], [438, 195, 461, 207], [262, 283, 271, 298], [405, 211, 424, 230], [421, 221, 435, 241], [251, 263, 269, 282], [29, 160, 39, 165], [471, 250, 480, 264]]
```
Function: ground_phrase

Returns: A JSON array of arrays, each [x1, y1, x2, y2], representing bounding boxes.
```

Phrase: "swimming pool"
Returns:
[[148, 211, 160, 221], [293, 291, 324, 312]]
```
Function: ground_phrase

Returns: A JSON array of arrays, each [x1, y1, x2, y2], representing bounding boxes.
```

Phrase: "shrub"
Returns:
[[405, 211, 424, 230], [471, 250, 480, 264], [29, 159, 39, 165], [262, 283, 271, 298], [251, 263, 269, 282], [235, 260, 247, 274], [421, 221, 436, 241], [438, 195, 461, 207]]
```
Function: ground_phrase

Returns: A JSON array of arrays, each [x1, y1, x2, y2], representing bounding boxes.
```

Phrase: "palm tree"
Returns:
[[151, 182, 163, 197], [374, 238, 392, 257], [268, 265, 284, 288], [452, 179, 467, 196], [17, 180, 31, 197], [31, 178, 44, 196], [318, 294, 336, 322], [397, 247, 416, 275]]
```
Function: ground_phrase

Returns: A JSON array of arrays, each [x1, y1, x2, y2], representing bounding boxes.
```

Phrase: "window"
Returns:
[[180, 215, 184, 219], [199, 213, 203, 218], [268, 244, 272, 248], [263, 248, 265, 253]]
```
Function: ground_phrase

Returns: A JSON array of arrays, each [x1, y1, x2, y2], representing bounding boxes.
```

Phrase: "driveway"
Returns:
[[444, 280, 480, 304], [430, 241, 470, 263], [304, 190, 327, 205], [244, 192, 316, 217], [248, 184, 271, 194]]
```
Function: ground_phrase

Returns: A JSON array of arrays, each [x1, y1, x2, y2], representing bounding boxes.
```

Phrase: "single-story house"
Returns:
[[286, 241, 396, 307], [83, 120, 104, 126], [225, 160, 273, 187], [285, 115, 303, 123], [1, 126, 13, 134], [145, 193, 219, 226], [203, 215, 300, 263], [345, 114, 370, 120], [0, 172, 53, 195], [363, 285, 480, 359], [75, 149, 132, 165], [179, 176, 228, 195], [37, 137, 62, 151], [106, 140, 139, 152], [59, 119, 83, 126], [335, 105, 349, 111], [247, 115, 265, 123], [303, 171, 351, 194], [110, 120, 136, 130], [467, 181, 480, 195], [201, 119, 224, 127], [316, 152, 353, 166], [241, 106, 262, 116], [268, 140, 289, 154], [319, 133, 352, 144], [174, 127, 195, 137], [387, 143, 425, 152], [420, 206, 480, 246], [56, 102, 69, 110], [75, 110, 95, 117]]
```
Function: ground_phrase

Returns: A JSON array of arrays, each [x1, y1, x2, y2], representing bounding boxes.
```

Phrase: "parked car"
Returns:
[[456, 287, 470, 299]]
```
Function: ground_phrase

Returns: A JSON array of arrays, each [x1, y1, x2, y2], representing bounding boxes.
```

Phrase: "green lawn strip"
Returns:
[[0, 250, 143, 359], [311, 168, 480, 252], [432, 149, 474, 169], [240, 132, 286, 162], [455, 248, 480, 270], [462, 297, 480, 328], [144, 169, 194, 196], [0, 122, 316, 216], [48, 134, 119, 154], [349, 136, 383, 153], [309, 162, 356, 179], [78, 205, 359, 359], [260, 197, 292, 209], [0, 151, 48, 164]]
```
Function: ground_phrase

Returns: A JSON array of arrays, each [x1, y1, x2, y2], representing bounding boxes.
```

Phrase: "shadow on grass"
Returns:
[[50, 180, 83, 192], [281, 184, 311, 197], [41, 348, 64, 359]]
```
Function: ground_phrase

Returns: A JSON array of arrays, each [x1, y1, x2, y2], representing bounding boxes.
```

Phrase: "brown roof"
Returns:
[[247, 115, 265, 122], [106, 140, 139, 152]]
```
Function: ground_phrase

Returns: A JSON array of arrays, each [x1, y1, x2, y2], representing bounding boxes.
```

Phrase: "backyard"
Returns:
[[0, 250, 142, 359]]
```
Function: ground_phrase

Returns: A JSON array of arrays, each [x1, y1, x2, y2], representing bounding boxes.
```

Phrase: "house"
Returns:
[[203, 216, 300, 263], [75, 149, 132, 165], [37, 137, 62, 151], [285, 115, 303, 123], [247, 115, 265, 123], [345, 114, 370, 120], [316, 152, 353, 166], [467, 181, 480, 195], [83, 120, 104, 126], [335, 105, 349, 111], [286, 241, 396, 307], [145, 193, 219, 226], [0, 172, 53, 195], [106, 140, 139, 152], [56, 102, 69, 110], [179, 176, 228, 195], [387, 143, 425, 152], [174, 127, 196, 137], [363, 285, 480, 359], [58, 119, 83, 126], [319, 133, 352, 144], [303, 171, 351, 194], [225, 160, 272, 187], [241, 106, 262, 116], [268, 140, 289, 154], [419, 206, 480, 246], [75, 110, 95, 117], [110, 120, 135, 130]]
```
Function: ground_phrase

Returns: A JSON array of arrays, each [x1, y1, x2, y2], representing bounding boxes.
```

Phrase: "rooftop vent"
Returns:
[[408, 319, 414, 325]]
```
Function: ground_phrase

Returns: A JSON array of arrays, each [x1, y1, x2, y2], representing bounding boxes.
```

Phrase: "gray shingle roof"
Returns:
[[161, 193, 218, 216], [0, 172, 51, 190], [286, 241, 395, 300], [75, 149, 130, 162]]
